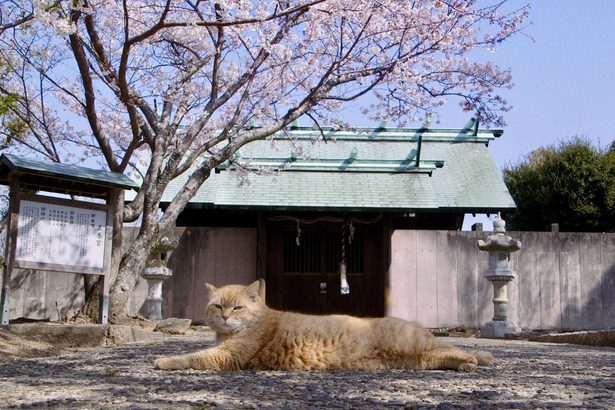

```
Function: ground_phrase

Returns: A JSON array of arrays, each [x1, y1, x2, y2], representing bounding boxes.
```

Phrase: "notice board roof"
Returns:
[[0, 154, 139, 199]]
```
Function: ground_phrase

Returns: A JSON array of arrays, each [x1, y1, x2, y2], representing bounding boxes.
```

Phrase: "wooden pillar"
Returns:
[[256, 212, 268, 281], [1, 179, 20, 325], [97, 189, 120, 325], [381, 213, 392, 317]]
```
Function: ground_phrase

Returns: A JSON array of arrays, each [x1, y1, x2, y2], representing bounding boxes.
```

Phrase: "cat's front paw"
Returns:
[[154, 356, 189, 370], [457, 357, 478, 372]]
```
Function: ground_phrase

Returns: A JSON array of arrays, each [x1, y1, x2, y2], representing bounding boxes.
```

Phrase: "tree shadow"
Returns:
[[2, 336, 614, 409]]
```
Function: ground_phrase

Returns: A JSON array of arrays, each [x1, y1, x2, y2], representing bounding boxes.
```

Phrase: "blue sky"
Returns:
[[347, 1, 615, 230], [459, 2, 615, 229], [473, 1, 615, 168]]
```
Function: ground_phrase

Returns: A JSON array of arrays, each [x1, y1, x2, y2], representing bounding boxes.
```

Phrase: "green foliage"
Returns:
[[0, 93, 27, 146], [0, 93, 19, 115], [503, 138, 615, 232], [3, 116, 27, 137]]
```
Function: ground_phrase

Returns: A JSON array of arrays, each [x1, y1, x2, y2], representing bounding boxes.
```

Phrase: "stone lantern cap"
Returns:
[[477, 217, 522, 252], [142, 265, 173, 280], [477, 234, 522, 252], [493, 217, 506, 233], [155, 236, 179, 252]]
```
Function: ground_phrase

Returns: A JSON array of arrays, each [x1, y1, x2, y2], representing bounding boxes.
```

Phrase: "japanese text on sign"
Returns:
[[15, 200, 107, 269]]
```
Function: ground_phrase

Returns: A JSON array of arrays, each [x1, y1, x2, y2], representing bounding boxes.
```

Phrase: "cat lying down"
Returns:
[[154, 279, 493, 372]]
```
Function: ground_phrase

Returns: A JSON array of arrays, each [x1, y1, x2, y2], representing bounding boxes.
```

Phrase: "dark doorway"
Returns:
[[266, 218, 385, 317]]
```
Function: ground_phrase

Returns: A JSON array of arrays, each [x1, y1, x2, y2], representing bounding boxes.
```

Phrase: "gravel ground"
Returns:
[[0, 329, 614, 409]]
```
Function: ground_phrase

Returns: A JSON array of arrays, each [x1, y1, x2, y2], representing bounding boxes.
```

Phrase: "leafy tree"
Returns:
[[0, 0, 528, 322], [503, 138, 615, 232]]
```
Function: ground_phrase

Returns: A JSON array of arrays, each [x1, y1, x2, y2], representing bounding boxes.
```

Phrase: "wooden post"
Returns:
[[256, 212, 268, 281], [382, 214, 392, 317], [99, 188, 127, 324], [1, 179, 20, 325]]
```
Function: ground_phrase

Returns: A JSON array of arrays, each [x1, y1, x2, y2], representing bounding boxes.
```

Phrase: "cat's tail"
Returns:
[[472, 350, 495, 366]]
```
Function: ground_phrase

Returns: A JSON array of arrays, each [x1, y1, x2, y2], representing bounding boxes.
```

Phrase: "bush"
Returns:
[[503, 137, 615, 232]]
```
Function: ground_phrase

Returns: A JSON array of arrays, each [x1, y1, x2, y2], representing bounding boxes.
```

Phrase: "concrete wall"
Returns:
[[389, 230, 490, 329], [4, 227, 614, 331], [163, 227, 257, 323], [389, 230, 615, 330]]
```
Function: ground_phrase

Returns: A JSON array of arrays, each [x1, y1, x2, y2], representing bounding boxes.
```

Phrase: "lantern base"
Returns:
[[481, 320, 520, 338]]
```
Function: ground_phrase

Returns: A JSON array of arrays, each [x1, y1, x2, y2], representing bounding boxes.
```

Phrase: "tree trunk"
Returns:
[[79, 275, 103, 322], [108, 228, 155, 323]]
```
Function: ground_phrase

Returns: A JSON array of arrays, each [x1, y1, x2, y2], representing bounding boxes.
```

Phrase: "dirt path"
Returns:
[[1, 330, 614, 409]]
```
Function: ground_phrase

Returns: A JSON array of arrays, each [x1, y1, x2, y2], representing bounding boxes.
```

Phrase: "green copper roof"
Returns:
[[0, 153, 139, 198], [159, 125, 516, 213]]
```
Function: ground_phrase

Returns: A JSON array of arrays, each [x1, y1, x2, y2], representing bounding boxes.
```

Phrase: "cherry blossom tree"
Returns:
[[0, 0, 528, 322]]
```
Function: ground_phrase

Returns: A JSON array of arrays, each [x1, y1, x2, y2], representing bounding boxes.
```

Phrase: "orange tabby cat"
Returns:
[[154, 280, 493, 372]]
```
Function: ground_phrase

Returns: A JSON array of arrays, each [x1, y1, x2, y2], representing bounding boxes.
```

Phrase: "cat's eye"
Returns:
[[233, 305, 243, 311], [213, 304, 222, 310]]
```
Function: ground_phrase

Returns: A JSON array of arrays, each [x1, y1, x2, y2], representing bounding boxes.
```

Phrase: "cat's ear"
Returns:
[[257, 279, 266, 299], [205, 283, 217, 296], [245, 279, 266, 302]]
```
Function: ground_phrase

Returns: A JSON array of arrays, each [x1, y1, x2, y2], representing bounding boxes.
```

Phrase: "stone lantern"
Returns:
[[141, 237, 177, 321], [477, 216, 521, 338]]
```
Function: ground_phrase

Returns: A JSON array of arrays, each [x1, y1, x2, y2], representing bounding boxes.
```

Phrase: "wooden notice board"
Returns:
[[0, 153, 138, 326], [14, 195, 110, 274], [1, 191, 114, 326]]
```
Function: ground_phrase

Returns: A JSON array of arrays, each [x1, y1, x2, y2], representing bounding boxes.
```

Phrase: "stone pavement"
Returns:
[[0, 328, 614, 409]]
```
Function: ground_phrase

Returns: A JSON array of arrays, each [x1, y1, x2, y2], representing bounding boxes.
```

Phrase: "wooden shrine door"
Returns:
[[266, 220, 384, 317]]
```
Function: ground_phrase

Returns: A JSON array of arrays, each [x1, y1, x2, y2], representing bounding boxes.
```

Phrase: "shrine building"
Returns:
[[155, 121, 516, 319]]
